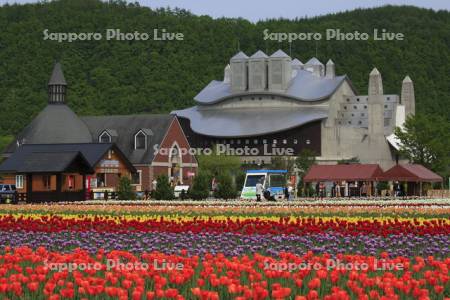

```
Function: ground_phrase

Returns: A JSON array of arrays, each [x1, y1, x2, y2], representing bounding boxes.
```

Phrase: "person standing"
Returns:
[[255, 179, 263, 202], [287, 184, 293, 201], [361, 182, 368, 197], [319, 182, 325, 199], [335, 182, 341, 198]]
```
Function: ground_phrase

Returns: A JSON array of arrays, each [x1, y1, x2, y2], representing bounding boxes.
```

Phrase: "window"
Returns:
[[131, 171, 142, 185], [282, 139, 287, 144], [245, 175, 265, 187], [15, 175, 23, 189], [43, 175, 51, 190], [245, 139, 249, 145], [237, 140, 241, 145], [67, 175, 75, 189], [293, 139, 298, 144], [273, 139, 277, 144], [99, 131, 111, 143], [306, 139, 311, 145], [263, 139, 267, 144], [96, 173, 106, 187], [253, 139, 258, 144], [135, 131, 147, 150]]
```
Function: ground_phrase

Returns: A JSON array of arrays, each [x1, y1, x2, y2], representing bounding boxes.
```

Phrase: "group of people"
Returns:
[[255, 179, 294, 202], [315, 181, 371, 198]]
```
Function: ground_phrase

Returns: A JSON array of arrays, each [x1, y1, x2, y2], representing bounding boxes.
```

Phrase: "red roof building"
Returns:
[[303, 164, 384, 182], [381, 164, 443, 182]]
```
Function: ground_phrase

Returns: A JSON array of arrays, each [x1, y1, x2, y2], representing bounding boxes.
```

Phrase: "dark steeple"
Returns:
[[48, 62, 67, 103]]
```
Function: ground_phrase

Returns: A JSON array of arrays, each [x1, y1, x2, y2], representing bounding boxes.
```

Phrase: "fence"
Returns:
[[427, 189, 450, 198]]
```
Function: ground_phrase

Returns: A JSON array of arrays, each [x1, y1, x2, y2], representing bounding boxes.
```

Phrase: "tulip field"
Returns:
[[0, 203, 449, 299]]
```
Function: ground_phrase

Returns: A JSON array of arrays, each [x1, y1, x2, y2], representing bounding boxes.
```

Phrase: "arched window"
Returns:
[[99, 131, 111, 143], [135, 131, 147, 150]]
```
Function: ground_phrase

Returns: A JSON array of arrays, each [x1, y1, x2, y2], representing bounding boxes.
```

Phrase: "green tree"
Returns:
[[188, 172, 210, 200], [197, 147, 241, 177], [394, 114, 450, 178], [153, 174, 175, 200], [117, 176, 135, 200], [295, 149, 317, 197], [213, 173, 237, 200]]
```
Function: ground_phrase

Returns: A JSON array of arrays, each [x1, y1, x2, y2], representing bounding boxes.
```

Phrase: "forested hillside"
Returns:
[[0, 0, 449, 143]]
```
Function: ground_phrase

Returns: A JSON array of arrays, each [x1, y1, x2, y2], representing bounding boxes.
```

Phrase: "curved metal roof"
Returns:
[[194, 70, 347, 104], [172, 105, 328, 137]]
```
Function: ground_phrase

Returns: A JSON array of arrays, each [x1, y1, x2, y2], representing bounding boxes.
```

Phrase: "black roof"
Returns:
[[0, 150, 93, 174], [4, 104, 93, 154], [81, 114, 174, 164], [48, 62, 67, 85], [0, 143, 136, 174]]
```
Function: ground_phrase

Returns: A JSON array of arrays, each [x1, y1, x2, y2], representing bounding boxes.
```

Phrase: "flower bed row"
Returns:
[[1, 231, 448, 258], [68, 198, 450, 207], [0, 247, 448, 300], [1, 204, 449, 218], [0, 214, 448, 235]]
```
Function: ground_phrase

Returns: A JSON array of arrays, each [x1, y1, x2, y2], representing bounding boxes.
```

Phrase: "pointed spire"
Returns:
[[325, 59, 335, 78], [368, 67, 384, 137], [48, 62, 67, 103], [402, 75, 412, 83], [270, 49, 290, 58], [368, 68, 383, 96], [292, 58, 303, 66], [48, 62, 67, 86], [250, 50, 268, 59], [230, 51, 248, 61], [401, 75, 415, 117]]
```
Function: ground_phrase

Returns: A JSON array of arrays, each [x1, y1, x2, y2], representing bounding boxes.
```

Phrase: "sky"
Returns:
[[1, 0, 449, 21]]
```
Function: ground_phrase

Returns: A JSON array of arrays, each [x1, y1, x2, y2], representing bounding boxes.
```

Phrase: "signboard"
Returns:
[[99, 159, 119, 173], [100, 160, 119, 168]]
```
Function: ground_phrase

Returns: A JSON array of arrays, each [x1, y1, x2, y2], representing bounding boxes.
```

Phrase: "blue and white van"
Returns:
[[240, 170, 287, 200]]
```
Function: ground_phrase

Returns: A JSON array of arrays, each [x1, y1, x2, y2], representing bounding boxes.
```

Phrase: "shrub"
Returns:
[[117, 176, 135, 200], [153, 174, 174, 200], [213, 173, 237, 200], [188, 173, 210, 200]]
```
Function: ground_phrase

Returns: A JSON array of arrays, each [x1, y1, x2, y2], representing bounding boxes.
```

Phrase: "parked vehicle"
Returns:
[[241, 170, 287, 201], [0, 184, 17, 203], [174, 185, 189, 199]]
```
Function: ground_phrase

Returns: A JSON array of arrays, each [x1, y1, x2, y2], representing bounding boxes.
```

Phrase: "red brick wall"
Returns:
[[153, 118, 197, 165], [134, 166, 150, 191], [152, 118, 197, 185]]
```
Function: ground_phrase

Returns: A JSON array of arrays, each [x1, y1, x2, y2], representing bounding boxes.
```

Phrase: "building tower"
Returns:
[[248, 50, 268, 91], [305, 57, 324, 77], [230, 51, 248, 92], [368, 68, 384, 138], [325, 59, 335, 78], [48, 62, 67, 103], [401, 75, 415, 118], [268, 49, 292, 91]]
